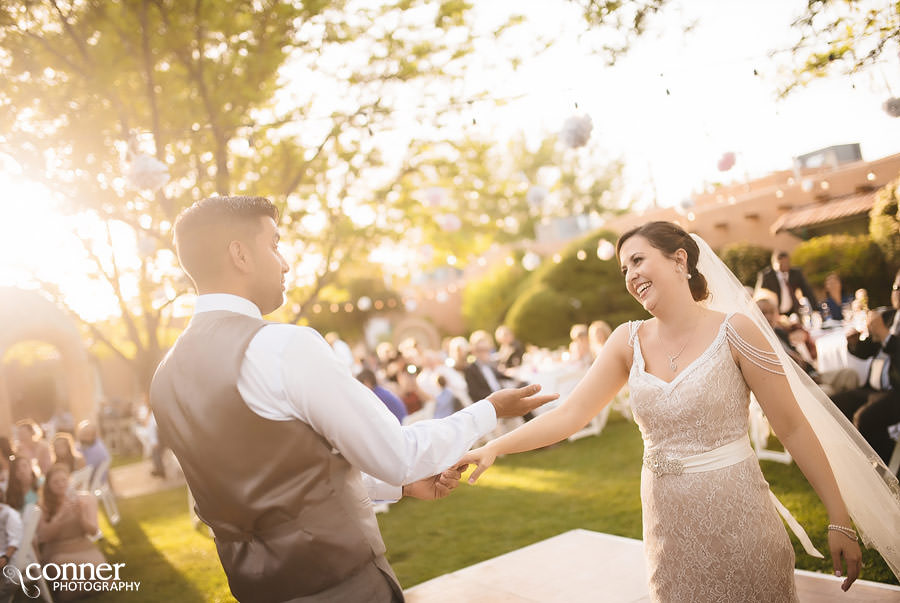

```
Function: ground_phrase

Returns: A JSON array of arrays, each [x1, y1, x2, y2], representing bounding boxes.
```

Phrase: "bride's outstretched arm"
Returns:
[[728, 313, 862, 590], [461, 324, 631, 482]]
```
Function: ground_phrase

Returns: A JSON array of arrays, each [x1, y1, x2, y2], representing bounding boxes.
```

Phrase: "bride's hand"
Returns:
[[459, 445, 498, 484], [828, 530, 861, 591]]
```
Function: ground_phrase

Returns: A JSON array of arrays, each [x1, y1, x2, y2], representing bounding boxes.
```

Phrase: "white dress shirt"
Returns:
[[0, 504, 22, 552], [777, 271, 793, 314], [194, 294, 497, 502]]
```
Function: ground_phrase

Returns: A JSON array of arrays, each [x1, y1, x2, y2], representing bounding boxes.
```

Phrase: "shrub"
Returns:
[[461, 253, 529, 334], [505, 230, 647, 349], [719, 242, 772, 286], [869, 172, 900, 271], [790, 234, 892, 307]]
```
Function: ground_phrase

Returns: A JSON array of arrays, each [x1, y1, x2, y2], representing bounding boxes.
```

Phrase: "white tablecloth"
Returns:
[[812, 328, 869, 384]]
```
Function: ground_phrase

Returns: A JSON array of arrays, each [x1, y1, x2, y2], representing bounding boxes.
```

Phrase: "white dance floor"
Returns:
[[404, 529, 900, 602]]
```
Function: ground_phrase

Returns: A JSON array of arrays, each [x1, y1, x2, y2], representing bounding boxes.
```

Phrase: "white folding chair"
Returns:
[[68, 465, 93, 493], [749, 394, 792, 464], [10, 504, 53, 603], [89, 458, 120, 525]]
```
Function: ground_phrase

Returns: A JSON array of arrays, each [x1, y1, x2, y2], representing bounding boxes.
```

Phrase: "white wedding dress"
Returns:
[[628, 314, 798, 602]]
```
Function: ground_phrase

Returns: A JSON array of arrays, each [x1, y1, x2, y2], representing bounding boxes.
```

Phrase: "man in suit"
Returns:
[[756, 250, 817, 316], [464, 331, 520, 403], [150, 196, 556, 602], [830, 269, 900, 466]]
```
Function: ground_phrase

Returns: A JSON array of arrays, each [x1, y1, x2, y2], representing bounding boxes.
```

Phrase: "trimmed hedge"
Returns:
[[869, 172, 900, 271], [719, 242, 772, 286], [461, 252, 529, 334], [505, 230, 647, 349], [790, 234, 892, 307]]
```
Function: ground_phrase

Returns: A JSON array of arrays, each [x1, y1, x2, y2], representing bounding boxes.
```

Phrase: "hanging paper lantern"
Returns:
[[675, 198, 695, 215], [526, 185, 549, 207], [883, 98, 900, 118], [596, 239, 615, 261], [522, 251, 542, 271], [422, 187, 447, 208], [357, 296, 372, 311], [561, 114, 593, 148], [126, 153, 170, 191], [717, 152, 736, 172], [435, 214, 462, 232]]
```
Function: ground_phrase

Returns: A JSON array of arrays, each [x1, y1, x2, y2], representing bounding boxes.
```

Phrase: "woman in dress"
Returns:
[[51, 432, 87, 473], [461, 222, 867, 601], [6, 455, 40, 513]]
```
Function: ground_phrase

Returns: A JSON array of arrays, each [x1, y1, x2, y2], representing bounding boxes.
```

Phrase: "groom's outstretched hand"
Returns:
[[487, 383, 558, 418], [402, 464, 469, 500]]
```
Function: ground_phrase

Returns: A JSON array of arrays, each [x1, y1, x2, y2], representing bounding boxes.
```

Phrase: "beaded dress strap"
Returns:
[[627, 320, 642, 348], [724, 321, 786, 375]]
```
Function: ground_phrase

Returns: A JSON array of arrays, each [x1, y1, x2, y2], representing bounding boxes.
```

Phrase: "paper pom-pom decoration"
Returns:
[[435, 214, 462, 232], [422, 187, 447, 208], [596, 239, 615, 261], [522, 252, 542, 271], [883, 97, 900, 118], [126, 153, 170, 191], [717, 152, 736, 172], [560, 114, 593, 148], [526, 185, 549, 207]]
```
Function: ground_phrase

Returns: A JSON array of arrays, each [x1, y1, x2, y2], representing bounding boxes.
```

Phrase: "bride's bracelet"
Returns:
[[827, 524, 858, 542]]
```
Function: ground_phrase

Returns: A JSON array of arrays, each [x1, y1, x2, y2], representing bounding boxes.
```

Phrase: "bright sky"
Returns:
[[1, 0, 898, 320]]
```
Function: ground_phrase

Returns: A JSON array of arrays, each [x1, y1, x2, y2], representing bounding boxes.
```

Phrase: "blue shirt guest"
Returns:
[[357, 369, 408, 423], [76, 421, 111, 484], [821, 272, 852, 321]]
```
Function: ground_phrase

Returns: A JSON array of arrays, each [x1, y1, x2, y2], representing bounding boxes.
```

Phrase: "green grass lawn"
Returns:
[[87, 418, 896, 602]]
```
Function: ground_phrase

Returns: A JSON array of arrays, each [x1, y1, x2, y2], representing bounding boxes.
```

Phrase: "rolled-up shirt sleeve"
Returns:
[[279, 328, 496, 487]]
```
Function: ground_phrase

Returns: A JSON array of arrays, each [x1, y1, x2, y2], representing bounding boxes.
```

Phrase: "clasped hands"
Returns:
[[403, 383, 557, 499]]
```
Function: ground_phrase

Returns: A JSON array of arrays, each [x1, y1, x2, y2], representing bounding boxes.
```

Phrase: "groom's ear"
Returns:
[[227, 239, 252, 273]]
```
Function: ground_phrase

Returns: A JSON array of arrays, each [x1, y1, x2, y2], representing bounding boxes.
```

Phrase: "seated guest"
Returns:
[[356, 369, 407, 423], [464, 331, 517, 403], [6, 456, 40, 513], [830, 270, 900, 466], [37, 463, 106, 600], [447, 336, 471, 372], [14, 420, 53, 476], [433, 375, 462, 419], [568, 324, 593, 368], [756, 297, 857, 396], [588, 320, 612, 358], [51, 433, 87, 473], [396, 370, 428, 415], [852, 288, 869, 314], [0, 488, 23, 603], [75, 421, 111, 486], [822, 272, 852, 321], [494, 325, 525, 371], [416, 350, 472, 407]]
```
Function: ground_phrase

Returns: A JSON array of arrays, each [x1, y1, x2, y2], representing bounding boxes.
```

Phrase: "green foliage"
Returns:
[[791, 234, 892, 307], [461, 253, 529, 334], [505, 230, 646, 349], [869, 172, 900, 271], [718, 242, 772, 286]]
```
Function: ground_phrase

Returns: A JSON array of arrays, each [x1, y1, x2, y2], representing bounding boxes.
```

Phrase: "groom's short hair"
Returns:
[[174, 195, 279, 285]]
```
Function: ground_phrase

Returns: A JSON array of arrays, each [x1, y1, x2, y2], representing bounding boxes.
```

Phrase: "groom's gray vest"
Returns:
[[150, 311, 399, 602]]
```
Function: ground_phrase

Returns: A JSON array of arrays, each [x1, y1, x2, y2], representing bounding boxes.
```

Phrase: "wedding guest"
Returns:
[[357, 369, 407, 423], [568, 324, 593, 368], [0, 456, 8, 494], [433, 375, 462, 419], [756, 297, 858, 396], [75, 421, 111, 486], [51, 433, 86, 473], [447, 336, 471, 371], [14, 419, 53, 476], [852, 288, 869, 314], [822, 273, 852, 321], [495, 325, 525, 371], [756, 250, 817, 316], [6, 456, 40, 513], [150, 195, 553, 600], [588, 320, 612, 358], [417, 350, 471, 407], [37, 463, 106, 600], [134, 398, 166, 478], [464, 332, 515, 403], [830, 270, 900, 465], [0, 488, 22, 603]]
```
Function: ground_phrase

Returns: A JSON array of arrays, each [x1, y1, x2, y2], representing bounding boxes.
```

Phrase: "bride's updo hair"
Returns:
[[615, 221, 710, 302]]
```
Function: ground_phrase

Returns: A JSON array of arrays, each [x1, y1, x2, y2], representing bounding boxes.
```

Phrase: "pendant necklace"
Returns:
[[658, 313, 701, 372]]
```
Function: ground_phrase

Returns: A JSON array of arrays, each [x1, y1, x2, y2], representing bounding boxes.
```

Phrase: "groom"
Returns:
[[150, 195, 555, 602]]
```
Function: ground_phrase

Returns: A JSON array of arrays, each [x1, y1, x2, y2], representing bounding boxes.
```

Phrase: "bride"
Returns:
[[461, 221, 900, 601]]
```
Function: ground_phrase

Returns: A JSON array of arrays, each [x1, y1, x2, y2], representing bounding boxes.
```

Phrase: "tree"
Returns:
[[0, 0, 527, 394], [791, 234, 891, 306]]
